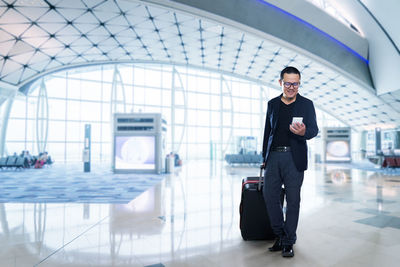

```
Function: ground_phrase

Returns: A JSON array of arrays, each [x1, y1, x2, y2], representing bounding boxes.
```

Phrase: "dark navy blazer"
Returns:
[[262, 93, 319, 171]]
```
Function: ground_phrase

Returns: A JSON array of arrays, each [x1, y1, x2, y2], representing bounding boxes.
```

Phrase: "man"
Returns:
[[261, 66, 318, 257]]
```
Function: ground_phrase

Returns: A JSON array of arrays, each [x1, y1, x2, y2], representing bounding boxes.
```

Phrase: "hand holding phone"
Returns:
[[290, 117, 305, 136], [292, 117, 303, 125]]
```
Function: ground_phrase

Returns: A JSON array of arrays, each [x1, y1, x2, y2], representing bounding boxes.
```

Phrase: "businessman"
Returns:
[[262, 66, 318, 257]]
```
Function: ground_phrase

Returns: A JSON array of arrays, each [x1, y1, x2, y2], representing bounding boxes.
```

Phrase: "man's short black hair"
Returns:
[[280, 66, 301, 80]]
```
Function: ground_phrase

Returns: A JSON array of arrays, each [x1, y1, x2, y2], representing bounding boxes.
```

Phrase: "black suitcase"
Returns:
[[239, 167, 283, 240]]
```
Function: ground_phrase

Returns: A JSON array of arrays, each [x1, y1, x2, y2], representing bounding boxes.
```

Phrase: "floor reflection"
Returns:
[[0, 161, 400, 266]]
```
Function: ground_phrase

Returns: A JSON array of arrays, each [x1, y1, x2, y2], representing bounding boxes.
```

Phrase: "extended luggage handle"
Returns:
[[258, 164, 265, 191]]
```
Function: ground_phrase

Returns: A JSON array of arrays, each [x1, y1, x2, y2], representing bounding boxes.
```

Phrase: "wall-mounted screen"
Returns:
[[326, 140, 351, 161], [115, 136, 155, 170]]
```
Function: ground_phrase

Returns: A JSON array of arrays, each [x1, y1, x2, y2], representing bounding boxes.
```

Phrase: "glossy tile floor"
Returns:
[[1, 160, 400, 267]]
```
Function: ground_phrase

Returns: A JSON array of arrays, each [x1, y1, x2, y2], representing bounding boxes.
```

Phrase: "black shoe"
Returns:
[[268, 238, 282, 252], [282, 245, 294, 257]]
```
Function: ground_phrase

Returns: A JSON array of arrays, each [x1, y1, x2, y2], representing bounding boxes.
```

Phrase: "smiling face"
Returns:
[[280, 73, 300, 101]]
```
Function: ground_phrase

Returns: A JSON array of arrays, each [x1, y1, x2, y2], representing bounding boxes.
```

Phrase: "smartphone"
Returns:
[[292, 117, 303, 124]]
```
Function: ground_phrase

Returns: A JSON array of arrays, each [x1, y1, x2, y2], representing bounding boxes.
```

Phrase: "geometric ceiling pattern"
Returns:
[[0, 0, 399, 129]]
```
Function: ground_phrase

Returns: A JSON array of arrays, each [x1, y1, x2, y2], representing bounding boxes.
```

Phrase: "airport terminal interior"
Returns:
[[0, 0, 400, 266]]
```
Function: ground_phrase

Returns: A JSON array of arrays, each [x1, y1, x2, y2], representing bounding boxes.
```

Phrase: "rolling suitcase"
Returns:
[[239, 166, 284, 240]]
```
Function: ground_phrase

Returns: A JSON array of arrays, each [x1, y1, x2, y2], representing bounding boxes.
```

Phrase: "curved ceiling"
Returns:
[[326, 0, 400, 96], [0, 0, 399, 129]]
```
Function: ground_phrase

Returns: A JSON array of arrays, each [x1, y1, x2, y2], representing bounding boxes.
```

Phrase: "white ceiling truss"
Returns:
[[0, 0, 399, 129]]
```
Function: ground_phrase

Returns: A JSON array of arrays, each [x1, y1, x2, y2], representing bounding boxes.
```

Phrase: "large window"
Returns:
[[5, 63, 344, 162]]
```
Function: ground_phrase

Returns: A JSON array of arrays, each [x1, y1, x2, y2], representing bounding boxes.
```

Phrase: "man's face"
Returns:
[[279, 73, 300, 100]]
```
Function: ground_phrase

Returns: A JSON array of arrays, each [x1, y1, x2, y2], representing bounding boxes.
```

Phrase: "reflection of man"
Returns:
[[261, 66, 319, 257]]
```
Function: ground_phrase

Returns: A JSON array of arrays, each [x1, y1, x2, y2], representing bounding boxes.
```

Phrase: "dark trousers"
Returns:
[[263, 151, 304, 245]]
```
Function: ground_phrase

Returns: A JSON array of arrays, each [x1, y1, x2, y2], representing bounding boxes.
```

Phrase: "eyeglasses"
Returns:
[[283, 82, 300, 88]]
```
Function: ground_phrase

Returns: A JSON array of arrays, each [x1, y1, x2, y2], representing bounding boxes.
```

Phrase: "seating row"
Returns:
[[0, 156, 26, 169], [381, 156, 400, 168]]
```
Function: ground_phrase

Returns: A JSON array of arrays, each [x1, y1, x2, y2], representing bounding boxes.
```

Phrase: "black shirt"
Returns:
[[271, 100, 295, 147]]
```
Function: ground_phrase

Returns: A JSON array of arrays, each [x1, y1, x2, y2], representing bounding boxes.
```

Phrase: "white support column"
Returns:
[[219, 74, 223, 160], [0, 98, 15, 157], [171, 67, 176, 153], [259, 86, 265, 151], [259, 86, 269, 152], [221, 75, 234, 157], [171, 66, 187, 154], [0, 83, 19, 157], [110, 64, 127, 117], [36, 79, 49, 153]]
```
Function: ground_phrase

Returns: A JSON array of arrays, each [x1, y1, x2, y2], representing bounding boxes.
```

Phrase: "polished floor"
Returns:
[[0, 163, 164, 203], [1, 160, 400, 267]]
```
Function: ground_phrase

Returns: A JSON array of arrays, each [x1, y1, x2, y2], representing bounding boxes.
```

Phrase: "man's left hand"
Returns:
[[290, 122, 306, 136]]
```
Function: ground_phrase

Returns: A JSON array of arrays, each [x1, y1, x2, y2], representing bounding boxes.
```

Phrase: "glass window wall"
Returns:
[[5, 63, 345, 163]]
